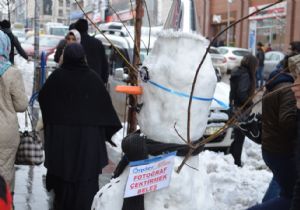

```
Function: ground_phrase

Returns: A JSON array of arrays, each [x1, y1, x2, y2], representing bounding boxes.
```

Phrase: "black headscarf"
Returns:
[[38, 43, 121, 140]]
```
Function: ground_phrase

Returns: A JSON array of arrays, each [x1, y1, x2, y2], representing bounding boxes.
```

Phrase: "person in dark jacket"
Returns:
[[38, 43, 122, 210], [229, 54, 257, 167], [247, 56, 297, 210], [290, 41, 300, 54], [290, 79, 300, 210], [290, 57, 300, 210], [256, 42, 265, 88], [74, 18, 109, 83], [0, 20, 28, 64], [54, 23, 75, 63]]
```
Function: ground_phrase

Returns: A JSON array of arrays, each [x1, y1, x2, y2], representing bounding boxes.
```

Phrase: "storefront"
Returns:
[[248, 1, 287, 52], [109, 0, 136, 22]]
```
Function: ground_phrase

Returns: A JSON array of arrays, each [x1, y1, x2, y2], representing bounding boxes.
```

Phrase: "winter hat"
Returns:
[[62, 43, 86, 65], [0, 30, 11, 76], [74, 18, 88, 33], [0, 20, 10, 29], [67, 29, 81, 43]]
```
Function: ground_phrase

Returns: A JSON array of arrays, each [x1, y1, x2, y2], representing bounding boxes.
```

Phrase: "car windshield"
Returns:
[[25, 36, 61, 47], [13, 31, 26, 38], [232, 50, 250, 57], [209, 48, 220, 54], [218, 48, 228, 54], [49, 27, 68, 36]]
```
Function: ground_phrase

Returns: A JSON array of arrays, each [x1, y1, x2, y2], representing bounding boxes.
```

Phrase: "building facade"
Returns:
[[197, 0, 300, 51]]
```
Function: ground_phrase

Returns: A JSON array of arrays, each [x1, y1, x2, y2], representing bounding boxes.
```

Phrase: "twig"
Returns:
[[174, 122, 188, 144], [179, 0, 284, 173]]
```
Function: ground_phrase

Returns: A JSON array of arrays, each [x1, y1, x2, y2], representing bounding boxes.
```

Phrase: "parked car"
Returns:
[[46, 50, 57, 72], [218, 46, 251, 71], [96, 23, 233, 152], [21, 34, 62, 57], [264, 51, 285, 79], [12, 30, 26, 43], [209, 47, 227, 74]]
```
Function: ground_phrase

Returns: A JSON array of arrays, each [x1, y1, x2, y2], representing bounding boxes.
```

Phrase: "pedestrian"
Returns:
[[290, 41, 300, 55], [0, 175, 12, 210], [38, 43, 122, 210], [265, 43, 272, 52], [290, 72, 300, 210], [0, 30, 28, 192], [74, 18, 109, 84], [247, 55, 297, 210], [256, 42, 265, 88], [229, 54, 257, 167], [0, 19, 28, 64], [54, 23, 75, 64], [58, 29, 81, 65]]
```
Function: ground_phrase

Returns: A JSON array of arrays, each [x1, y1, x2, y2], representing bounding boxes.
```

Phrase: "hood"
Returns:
[[266, 69, 294, 91]]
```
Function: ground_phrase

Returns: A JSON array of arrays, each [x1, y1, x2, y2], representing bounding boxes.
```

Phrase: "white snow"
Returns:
[[14, 32, 271, 210]]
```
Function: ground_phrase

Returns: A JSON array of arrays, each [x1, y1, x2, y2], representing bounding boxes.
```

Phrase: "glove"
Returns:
[[238, 113, 262, 144]]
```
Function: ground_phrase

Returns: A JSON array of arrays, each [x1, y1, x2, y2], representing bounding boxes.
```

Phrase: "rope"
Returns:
[[148, 80, 229, 109]]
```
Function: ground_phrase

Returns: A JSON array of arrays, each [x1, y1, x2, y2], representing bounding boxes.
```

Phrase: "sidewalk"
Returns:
[[14, 161, 116, 210]]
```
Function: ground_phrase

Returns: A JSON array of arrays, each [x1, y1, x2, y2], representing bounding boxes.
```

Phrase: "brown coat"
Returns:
[[0, 66, 27, 189], [262, 82, 297, 154]]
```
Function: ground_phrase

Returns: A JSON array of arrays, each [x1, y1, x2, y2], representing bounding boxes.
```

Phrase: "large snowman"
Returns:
[[92, 1, 217, 209]]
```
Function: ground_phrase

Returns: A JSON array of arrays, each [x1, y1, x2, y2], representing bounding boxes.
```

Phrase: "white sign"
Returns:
[[124, 152, 176, 198], [249, 2, 286, 20]]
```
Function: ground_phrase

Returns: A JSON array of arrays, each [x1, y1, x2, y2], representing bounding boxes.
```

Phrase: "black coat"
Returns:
[[290, 110, 300, 210], [38, 45, 121, 181], [229, 66, 253, 108], [1, 28, 28, 64], [256, 48, 265, 67], [80, 32, 109, 83]]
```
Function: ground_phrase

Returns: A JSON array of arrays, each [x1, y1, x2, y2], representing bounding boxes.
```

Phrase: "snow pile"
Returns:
[[107, 127, 271, 210]]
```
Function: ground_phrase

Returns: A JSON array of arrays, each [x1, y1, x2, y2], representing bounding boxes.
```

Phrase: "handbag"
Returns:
[[15, 110, 44, 165]]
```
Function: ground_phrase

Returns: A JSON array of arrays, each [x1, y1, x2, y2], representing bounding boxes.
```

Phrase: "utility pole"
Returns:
[[127, 0, 143, 134], [227, 0, 232, 46], [31, 0, 40, 126], [6, 0, 10, 21]]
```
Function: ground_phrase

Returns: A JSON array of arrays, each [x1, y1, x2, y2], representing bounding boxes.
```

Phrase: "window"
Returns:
[[59, 9, 63, 16], [218, 48, 228, 55], [66, 0, 70, 7], [59, 0, 63, 7], [232, 50, 250, 57], [209, 48, 220, 54]]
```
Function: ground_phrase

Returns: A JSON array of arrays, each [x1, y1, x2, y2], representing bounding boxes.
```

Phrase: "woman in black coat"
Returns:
[[229, 54, 257, 167], [38, 43, 122, 210]]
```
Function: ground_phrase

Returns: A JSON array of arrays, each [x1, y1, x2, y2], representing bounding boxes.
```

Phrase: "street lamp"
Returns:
[[227, 0, 233, 46]]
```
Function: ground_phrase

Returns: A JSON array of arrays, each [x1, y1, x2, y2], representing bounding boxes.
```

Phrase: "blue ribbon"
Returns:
[[148, 80, 229, 109]]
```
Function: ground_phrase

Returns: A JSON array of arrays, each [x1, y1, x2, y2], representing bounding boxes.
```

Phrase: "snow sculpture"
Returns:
[[91, 30, 217, 210]]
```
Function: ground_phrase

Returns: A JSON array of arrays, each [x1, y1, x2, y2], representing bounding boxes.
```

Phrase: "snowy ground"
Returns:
[[15, 55, 272, 210]]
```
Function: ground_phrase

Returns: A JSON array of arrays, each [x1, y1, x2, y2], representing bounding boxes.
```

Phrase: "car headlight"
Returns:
[[204, 126, 223, 136]]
